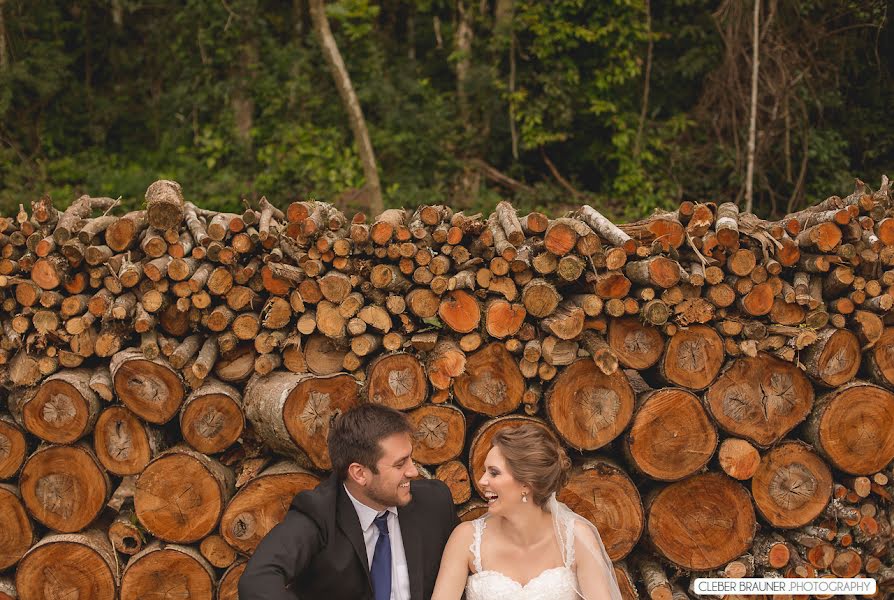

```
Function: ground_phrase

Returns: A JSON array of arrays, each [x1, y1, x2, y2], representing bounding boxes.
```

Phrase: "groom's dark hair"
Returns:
[[328, 403, 414, 480]]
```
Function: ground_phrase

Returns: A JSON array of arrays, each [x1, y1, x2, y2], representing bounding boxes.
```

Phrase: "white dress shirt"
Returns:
[[344, 484, 411, 600]]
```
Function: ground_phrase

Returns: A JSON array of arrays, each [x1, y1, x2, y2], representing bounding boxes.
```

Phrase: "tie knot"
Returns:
[[374, 512, 389, 536]]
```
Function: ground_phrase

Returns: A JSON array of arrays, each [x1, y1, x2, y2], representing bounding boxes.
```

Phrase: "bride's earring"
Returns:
[[522, 491, 528, 503]]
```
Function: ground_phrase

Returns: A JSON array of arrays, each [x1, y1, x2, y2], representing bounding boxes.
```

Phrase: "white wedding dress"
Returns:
[[465, 515, 579, 600]]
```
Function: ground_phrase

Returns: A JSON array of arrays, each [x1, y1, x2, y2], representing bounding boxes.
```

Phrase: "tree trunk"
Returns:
[[111, 348, 186, 424], [308, 0, 384, 216], [220, 461, 320, 554], [134, 446, 235, 543], [558, 459, 643, 561], [406, 404, 466, 465], [646, 472, 756, 570], [121, 542, 216, 600], [546, 359, 635, 451], [803, 382, 894, 475], [93, 405, 164, 475], [659, 324, 724, 390], [218, 561, 247, 600], [0, 414, 27, 479], [750, 440, 832, 527], [21, 368, 100, 444], [179, 378, 244, 454], [16, 530, 118, 599], [704, 353, 814, 447], [624, 388, 717, 481], [366, 352, 427, 409], [244, 371, 359, 469], [744, 0, 760, 213], [19, 443, 110, 533], [0, 484, 34, 570], [454, 342, 524, 416]]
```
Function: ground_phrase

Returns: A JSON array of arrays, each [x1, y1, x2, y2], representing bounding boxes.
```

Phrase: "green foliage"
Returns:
[[0, 0, 890, 219]]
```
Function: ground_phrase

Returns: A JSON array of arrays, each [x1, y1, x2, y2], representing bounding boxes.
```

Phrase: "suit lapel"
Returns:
[[336, 484, 372, 588], [398, 497, 424, 600]]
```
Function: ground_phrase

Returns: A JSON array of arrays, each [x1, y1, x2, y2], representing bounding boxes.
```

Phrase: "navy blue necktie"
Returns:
[[370, 512, 392, 600]]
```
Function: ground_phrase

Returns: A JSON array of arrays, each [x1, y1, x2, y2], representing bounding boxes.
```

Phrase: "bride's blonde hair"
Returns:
[[492, 424, 571, 508]]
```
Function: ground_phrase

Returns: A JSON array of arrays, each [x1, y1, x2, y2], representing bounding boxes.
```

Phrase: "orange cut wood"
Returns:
[[438, 290, 481, 333], [19, 444, 109, 533], [121, 544, 214, 600], [647, 472, 756, 570], [0, 416, 27, 479], [546, 359, 634, 451], [93, 405, 162, 475], [111, 349, 186, 424], [22, 369, 100, 444], [607, 317, 663, 370], [135, 447, 235, 543], [624, 388, 718, 481], [864, 326, 894, 388], [558, 459, 643, 561], [220, 462, 320, 554], [717, 438, 761, 480], [406, 404, 466, 465], [804, 382, 894, 475], [751, 440, 832, 528], [660, 324, 724, 390], [705, 353, 815, 447], [0, 485, 33, 570], [179, 378, 245, 454], [800, 327, 860, 387], [454, 343, 524, 416], [16, 531, 118, 600], [366, 353, 427, 410], [218, 561, 246, 600]]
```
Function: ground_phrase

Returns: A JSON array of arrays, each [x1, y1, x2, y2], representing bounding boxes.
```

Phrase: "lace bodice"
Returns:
[[465, 516, 579, 600]]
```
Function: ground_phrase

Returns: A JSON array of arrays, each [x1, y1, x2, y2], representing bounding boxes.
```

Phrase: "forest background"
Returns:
[[0, 0, 891, 221]]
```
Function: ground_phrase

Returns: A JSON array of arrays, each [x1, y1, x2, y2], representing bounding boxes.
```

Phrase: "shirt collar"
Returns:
[[343, 483, 398, 531]]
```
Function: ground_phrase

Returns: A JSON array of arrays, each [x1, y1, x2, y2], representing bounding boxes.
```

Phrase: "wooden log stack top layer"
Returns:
[[2, 180, 894, 598]]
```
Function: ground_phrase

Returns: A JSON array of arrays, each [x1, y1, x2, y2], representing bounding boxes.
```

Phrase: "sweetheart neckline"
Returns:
[[469, 566, 571, 589]]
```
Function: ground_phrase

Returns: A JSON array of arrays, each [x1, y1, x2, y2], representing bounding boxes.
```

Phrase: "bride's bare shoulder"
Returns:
[[447, 519, 476, 543]]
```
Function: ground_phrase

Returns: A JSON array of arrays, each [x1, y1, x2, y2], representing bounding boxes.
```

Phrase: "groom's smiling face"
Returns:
[[356, 432, 418, 509]]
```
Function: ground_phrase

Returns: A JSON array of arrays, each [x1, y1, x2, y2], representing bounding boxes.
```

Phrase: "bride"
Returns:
[[431, 424, 623, 600]]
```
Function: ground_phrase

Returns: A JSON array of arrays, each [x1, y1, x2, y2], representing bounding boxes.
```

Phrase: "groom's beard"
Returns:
[[367, 477, 412, 508]]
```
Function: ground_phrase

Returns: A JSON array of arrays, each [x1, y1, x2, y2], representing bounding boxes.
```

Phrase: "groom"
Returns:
[[239, 403, 459, 600]]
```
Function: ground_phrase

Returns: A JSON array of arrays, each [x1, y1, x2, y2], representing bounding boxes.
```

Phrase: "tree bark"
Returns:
[[744, 0, 760, 213], [308, 0, 384, 216]]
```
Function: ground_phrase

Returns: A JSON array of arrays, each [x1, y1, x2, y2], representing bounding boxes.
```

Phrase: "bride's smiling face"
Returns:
[[479, 445, 529, 514]]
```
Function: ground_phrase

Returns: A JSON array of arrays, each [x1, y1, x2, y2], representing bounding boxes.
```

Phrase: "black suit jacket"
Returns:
[[239, 475, 459, 600]]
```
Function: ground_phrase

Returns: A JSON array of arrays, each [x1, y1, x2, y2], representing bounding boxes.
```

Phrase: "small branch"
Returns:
[[468, 158, 533, 194], [540, 148, 583, 200]]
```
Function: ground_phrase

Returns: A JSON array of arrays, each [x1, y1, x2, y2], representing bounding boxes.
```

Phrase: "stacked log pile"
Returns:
[[1, 177, 893, 599]]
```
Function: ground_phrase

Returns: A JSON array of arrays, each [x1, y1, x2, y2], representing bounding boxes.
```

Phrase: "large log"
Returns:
[[19, 368, 100, 444], [179, 378, 244, 454], [111, 349, 186, 424], [121, 542, 215, 600], [646, 472, 756, 570], [803, 382, 894, 475], [0, 414, 27, 479], [750, 440, 832, 528], [19, 443, 110, 533], [0, 484, 34, 570], [15, 530, 118, 599], [134, 446, 235, 543], [704, 353, 814, 447], [546, 359, 634, 451], [454, 342, 524, 416], [624, 388, 717, 481], [366, 352, 427, 410], [557, 459, 643, 561], [93, 405, 164, 475], [244, 371, 359, 469], [406, 404, 466, 465], [219, 461, 320, 554]]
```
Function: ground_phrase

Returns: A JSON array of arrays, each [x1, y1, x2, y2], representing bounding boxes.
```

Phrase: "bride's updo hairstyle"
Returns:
[[491, 424, 572, 508]]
